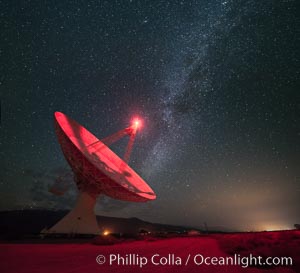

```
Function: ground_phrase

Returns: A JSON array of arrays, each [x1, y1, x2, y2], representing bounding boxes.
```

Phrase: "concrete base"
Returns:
[[45, 192, 100, 235]]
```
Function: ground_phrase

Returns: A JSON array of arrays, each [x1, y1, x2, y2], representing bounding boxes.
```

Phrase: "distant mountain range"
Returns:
[[0, 210, 194, 236], [0, 210, 238, 238]]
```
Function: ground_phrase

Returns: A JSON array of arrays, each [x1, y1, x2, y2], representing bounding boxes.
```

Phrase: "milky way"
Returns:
[[1, 0, 299, 231]]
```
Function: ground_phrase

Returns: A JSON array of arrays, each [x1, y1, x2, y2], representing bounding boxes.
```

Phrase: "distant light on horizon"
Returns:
[[103, 230, 110, 236], [259, 223, 293, 232]]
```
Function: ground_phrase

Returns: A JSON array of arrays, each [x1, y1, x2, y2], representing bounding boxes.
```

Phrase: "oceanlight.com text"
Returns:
[[96, 253, 293, 268]]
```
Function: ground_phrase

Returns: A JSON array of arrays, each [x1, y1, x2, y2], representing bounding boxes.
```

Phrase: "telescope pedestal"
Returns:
[[45, 192, 100, 235]]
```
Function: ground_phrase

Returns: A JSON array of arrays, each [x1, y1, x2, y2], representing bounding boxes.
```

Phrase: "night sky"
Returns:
[[1, 0, 299, 231]]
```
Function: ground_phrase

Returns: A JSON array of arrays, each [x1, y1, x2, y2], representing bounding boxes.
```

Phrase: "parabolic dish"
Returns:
[[54, 111, 156, 202]]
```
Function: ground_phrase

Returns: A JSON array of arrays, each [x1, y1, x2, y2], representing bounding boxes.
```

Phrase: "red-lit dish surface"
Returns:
[[54, 112, 156, 202]]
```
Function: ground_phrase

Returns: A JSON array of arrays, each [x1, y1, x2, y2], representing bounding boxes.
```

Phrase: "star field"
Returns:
[[0, 0, 299, 231]]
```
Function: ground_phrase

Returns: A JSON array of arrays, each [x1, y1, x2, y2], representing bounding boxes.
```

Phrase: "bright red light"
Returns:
[[132, 118, 142, 129]]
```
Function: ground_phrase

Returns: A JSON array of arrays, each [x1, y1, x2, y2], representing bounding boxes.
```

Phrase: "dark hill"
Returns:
[[0, 210, 192, 237]]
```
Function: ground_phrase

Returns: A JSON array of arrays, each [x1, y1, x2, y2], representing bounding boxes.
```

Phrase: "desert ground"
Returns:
[[0, 230, 299, 273]]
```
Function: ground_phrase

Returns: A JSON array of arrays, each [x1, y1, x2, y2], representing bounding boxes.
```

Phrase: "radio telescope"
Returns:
[[45, 112, 156, 235]]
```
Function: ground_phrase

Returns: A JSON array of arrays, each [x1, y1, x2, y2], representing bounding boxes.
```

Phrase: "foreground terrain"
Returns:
[[0, 230, 299, 273]]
